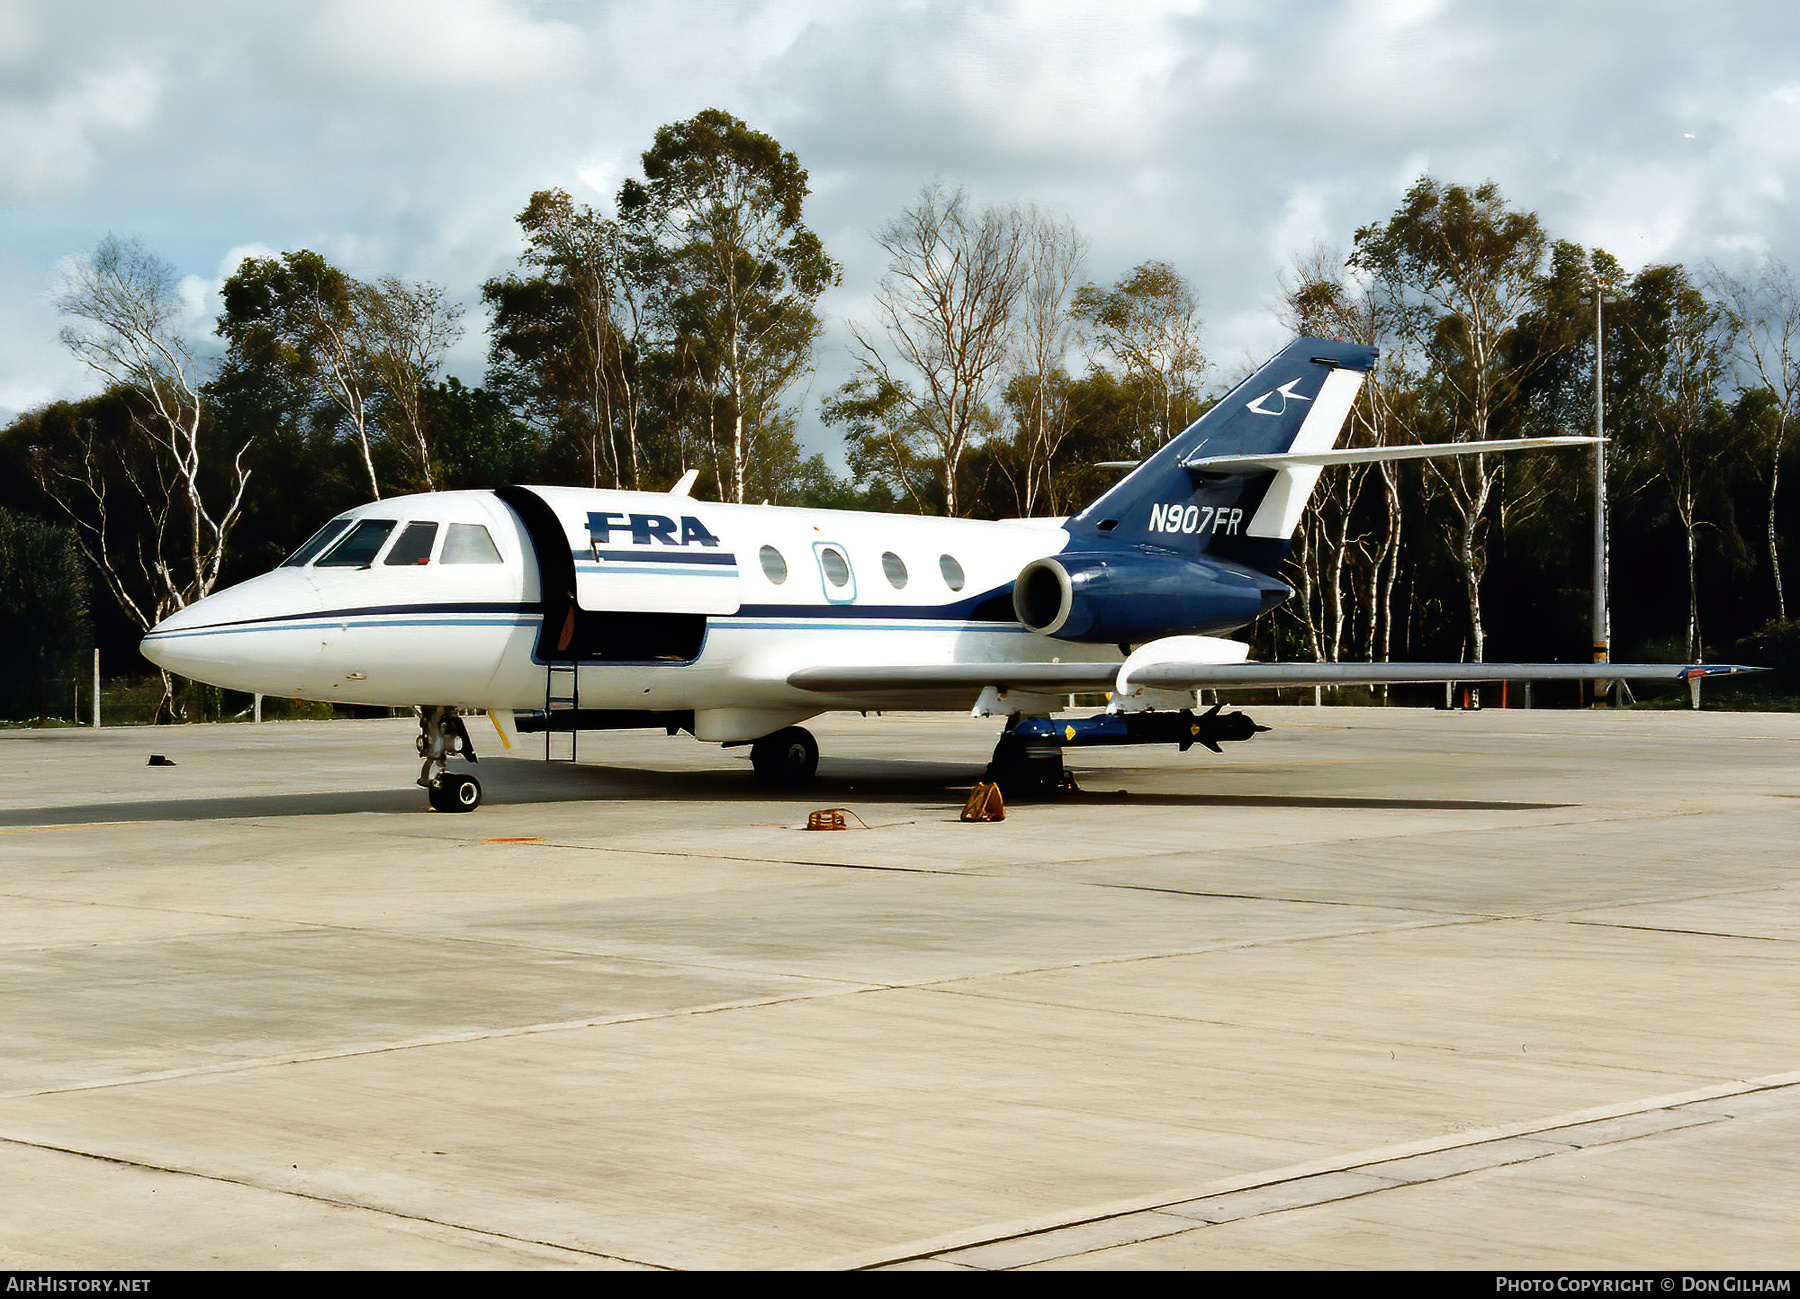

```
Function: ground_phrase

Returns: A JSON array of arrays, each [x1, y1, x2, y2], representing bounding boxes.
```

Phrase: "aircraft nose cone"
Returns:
[[138, 627, 173, 673], [140, 592, 234, 682], [138, 571, 323, 693]]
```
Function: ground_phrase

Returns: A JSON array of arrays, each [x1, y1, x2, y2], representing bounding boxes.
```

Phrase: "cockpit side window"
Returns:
[[281, 518, 352, 568], [440, 523, 503, 564], [315, 519, 397, 568], [383, 521, 438, 566]]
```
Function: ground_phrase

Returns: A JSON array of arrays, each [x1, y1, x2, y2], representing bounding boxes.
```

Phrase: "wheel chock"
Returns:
[[960, 782, 1006, 822]]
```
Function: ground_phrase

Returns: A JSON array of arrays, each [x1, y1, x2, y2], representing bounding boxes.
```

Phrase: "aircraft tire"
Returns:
[[430, 773, 483, 813], [750, 726, 819, 789], [988, 732, 1063, 801]]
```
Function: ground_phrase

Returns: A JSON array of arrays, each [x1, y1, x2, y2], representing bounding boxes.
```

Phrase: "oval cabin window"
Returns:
[[939, 554, 965, 591], [882, 552, 908, 589], [760, 545, 788, 584], [820, 546, 851, 588]]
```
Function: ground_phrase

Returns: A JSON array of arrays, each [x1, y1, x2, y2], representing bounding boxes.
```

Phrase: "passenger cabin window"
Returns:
[[439, 523, 503, 564], [882, 551, 908, 589], [939, 554, 965, 591], [384, 521, 438, 566], [819, 546, 851, 588], [316, 519, 396, 568], [760, 545, 788, 584], [282, 518, 351, 567]]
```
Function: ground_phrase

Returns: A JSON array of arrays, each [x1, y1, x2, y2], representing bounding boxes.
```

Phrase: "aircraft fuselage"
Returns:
[[142, 486, 1162, 741]]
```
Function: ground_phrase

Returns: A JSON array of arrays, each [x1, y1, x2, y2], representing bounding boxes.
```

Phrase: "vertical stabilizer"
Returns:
[[1069, 337, 1377, 575]]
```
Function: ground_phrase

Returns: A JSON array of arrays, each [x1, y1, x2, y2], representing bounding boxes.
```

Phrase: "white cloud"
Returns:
[[0, 58, 160, 198], [1268, 184, 1334, 265], [5, 0, 1800, 447], [283, 0, 584, 93]]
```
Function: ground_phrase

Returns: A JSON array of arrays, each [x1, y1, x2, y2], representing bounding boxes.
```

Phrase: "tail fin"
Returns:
[[1070, 337, 1376, 576]]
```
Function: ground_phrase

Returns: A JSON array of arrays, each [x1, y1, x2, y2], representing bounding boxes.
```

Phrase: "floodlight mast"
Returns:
[[1590, 280, 1620, 704]]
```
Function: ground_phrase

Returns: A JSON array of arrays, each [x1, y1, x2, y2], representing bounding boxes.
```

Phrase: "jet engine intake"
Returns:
[[1012, 551, 1287, 644]]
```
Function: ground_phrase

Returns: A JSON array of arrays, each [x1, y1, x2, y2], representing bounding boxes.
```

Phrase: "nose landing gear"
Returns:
[[417, 706, 482, 812], [427, 771, 483, 813]]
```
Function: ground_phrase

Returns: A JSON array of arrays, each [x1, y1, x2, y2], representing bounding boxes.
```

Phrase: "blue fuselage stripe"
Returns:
[[146, 588, 1026, 639], [582, 548, 739, 566]]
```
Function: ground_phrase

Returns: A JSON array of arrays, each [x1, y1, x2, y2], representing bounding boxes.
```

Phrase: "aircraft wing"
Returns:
[[787, 663, 1123, 695], [1120, 661, 1761, 689], [787, 660, 1764, 697]]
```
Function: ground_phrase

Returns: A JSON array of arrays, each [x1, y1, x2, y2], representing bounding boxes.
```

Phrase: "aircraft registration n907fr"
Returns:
[[141, 338, 1760, 812]]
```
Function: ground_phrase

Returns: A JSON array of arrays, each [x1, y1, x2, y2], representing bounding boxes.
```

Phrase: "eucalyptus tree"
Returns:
[[618, 109, 839, 504], [358, 275, 463, 492], [1708, 258, 1800, 621], [1351, 177, 1551, 662], [218, 251, 382, 498], [829, 183, 1033, 517], [52, 237, 252, 632], [219, 252, 463, 500], [1613, 264, 1739, 658], [1004, 212, 1088, 517], [1071, 259, 1207, 461], [484, 188, 648, 489], [1275, 244, 1404, 664]]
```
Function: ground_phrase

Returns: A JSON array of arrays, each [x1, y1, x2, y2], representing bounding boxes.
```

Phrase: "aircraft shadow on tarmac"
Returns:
[[1, 756, 1572, 826]]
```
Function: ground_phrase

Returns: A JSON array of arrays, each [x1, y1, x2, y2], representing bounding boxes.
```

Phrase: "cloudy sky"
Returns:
[[5, 0, 1799, 460]]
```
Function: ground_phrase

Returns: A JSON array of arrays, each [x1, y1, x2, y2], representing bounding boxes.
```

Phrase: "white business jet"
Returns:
[[140, 338, 1756, 811]]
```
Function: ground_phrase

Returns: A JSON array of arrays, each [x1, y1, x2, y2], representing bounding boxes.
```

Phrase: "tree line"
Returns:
[[2, 109, 1796, 718]]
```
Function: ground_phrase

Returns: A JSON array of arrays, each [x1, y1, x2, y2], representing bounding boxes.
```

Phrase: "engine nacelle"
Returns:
[[1012, 550, 1287, 645]]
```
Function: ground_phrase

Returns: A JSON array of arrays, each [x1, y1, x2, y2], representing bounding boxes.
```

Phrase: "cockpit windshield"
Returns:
[[281, 518, 352, 568], [315, 519, 397, 568], [383, 521, 438, 566]]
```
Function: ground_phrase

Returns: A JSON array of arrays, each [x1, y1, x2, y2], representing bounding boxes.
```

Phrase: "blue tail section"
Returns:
[[1068, 337, 1377, 577]]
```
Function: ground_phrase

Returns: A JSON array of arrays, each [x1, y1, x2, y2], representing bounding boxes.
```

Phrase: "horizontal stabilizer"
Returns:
[[1182, 436, 1600, 475]]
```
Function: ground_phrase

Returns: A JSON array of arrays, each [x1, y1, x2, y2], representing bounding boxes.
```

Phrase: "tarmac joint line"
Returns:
[[819, 1072, 1800, 1271], [0, 1131, 665, 1269]]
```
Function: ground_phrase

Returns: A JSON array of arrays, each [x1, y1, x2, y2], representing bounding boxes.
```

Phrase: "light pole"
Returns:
[[1587, 278, 1621, 704]]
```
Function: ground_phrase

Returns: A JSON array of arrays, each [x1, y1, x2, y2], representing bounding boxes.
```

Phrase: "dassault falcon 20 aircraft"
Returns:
[[141, 338, 1758, 811]]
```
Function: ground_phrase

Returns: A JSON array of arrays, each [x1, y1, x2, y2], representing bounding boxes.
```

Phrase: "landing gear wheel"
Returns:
[[750, 726, 819, 790], [987, 731, 1064, 801], [428, 772, 483, 813]]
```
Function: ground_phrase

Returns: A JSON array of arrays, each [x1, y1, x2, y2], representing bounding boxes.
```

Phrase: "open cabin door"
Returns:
[[493, 485, 726, 664]]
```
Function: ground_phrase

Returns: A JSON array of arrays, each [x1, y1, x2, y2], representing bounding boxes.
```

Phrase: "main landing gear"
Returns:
[[739, 723, 1064, 799], [750, 726, 819, 789], [417, 706, 482, 812], [987, 730, 1065, 801]]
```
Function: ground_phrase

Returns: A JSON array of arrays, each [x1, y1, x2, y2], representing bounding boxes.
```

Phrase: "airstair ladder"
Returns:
[[544, 660, 579, 762]]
